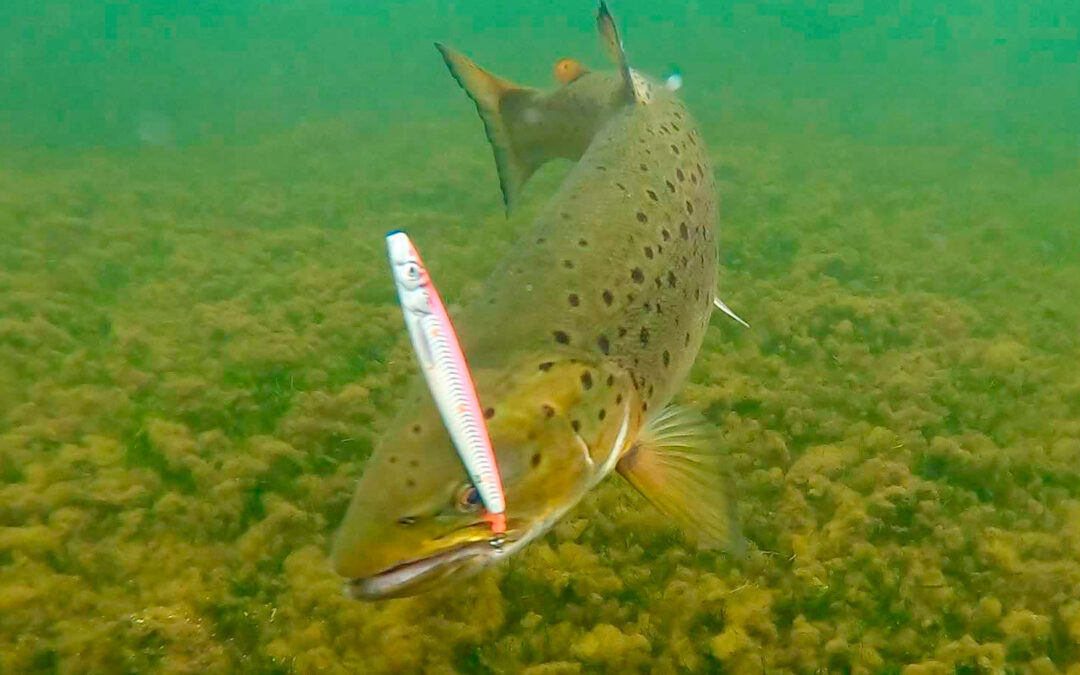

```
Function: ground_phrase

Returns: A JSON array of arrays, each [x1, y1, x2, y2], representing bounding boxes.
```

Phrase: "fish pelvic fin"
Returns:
[[617, 404, 746, 555], [436, 43, 542, 215], [713, 294, 749, 328], [596, 1, 637, 104]]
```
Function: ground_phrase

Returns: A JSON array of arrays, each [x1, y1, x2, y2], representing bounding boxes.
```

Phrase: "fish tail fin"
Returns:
[[436, 43, 543, 215], [617, 404, 746, 555], [596, 1, 637, 103]]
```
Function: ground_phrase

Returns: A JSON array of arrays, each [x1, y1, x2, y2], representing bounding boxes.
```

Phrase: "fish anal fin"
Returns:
[[616, 405, 746, 555], [595, 1, 636, 103], [436, 43, 540, 215]]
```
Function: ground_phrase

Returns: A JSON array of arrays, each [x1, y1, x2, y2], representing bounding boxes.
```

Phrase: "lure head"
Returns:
[[330, 358, 636, 600]]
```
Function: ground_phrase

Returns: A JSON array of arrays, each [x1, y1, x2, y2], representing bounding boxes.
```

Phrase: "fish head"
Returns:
[[331, 358, 630, 600]]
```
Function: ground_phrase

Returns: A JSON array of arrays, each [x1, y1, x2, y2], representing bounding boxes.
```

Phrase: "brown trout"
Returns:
[[332, 1, 745, 600]]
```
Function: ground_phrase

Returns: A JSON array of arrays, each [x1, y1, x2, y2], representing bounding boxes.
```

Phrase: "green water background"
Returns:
[[2, 1, 1079, 673]]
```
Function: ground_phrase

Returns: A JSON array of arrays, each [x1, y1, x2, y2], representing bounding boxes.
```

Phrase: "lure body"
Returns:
[[385, 231, 507, 534]]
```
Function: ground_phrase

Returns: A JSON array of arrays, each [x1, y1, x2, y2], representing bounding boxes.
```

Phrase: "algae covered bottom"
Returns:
[[2, 0, 1080, 672]]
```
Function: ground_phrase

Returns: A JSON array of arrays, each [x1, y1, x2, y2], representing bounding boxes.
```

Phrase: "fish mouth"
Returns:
[[343, 539, 499, 601]]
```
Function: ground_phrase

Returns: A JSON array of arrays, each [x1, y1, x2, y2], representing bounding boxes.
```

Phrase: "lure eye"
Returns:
[[405, 263, 421, 280], [456, 484, 483, 513]]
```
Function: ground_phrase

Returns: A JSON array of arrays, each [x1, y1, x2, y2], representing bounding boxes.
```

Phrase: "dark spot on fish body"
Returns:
[[654, 277, 662, 290], [666, 180, 676, 193], [615, 393, 623, 404], [639, 327, 650, 346], [484, 407, 495, 419], [568, 293, 580, 307], [676, 169, 685, 182], [572, 420, 581, 432], [647, 384, 654, 398], [636, 211, 648, 224], [539, 361, 553, 371], [671, 144, 680, 155], [685, 332, 691, 346], [655, 303, 663, 314], [662, 350, 671, 366], [388, 456, 398, 464], [631, 268, 645, 284], [563, 259, 574, 269], [618, 326, 627, 337], [647, 189, 658, 202], [553, 330, 570, 345], [537, 237, 546, 244], [668, 271, 677, 288], [409, 459, 419, 468], [662, 228, 671, 241], [411, 424, 422, 435], [581, 371, 593, 390], [578, 238, 588, 247], [542, 404, 555, 418], [671, 123, 680, 131], [531, 453, 542, 468], [406, 479, 416, 489], [639, 163, 648, 172], [644, 246, 653, 259], [597, 335, 610, 354], [686, 201, 694, 215], [694, 288, 700, 300], [680, 223, 689, 240], [602, 289, 614, 306], [598, 408, 606, 421]]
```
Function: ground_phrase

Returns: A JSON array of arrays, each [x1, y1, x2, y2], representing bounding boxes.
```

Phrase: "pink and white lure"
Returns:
[[385, 231, 507, 537]]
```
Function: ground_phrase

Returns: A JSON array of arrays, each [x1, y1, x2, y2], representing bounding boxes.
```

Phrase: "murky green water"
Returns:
[[2, 1, 1079, 672]]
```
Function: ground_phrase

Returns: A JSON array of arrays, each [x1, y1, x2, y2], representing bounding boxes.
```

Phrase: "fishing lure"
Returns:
[[385, 231, 507, 538]]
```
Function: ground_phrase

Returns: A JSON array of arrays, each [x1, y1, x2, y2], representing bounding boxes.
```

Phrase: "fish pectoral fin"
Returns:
[[595, 1, 636, 103], [436, 43, 541, 215], [616, 404, 746, 555]]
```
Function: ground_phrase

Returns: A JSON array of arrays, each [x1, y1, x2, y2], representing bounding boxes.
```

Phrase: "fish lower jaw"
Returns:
[[342, 539, 500, 601]]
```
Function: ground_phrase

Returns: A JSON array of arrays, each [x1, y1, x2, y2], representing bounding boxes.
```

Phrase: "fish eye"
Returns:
[[456, 484, 482, 513]]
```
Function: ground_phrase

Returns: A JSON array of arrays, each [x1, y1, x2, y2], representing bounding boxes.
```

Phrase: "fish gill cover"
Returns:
[[0, 0, 1079, 673]]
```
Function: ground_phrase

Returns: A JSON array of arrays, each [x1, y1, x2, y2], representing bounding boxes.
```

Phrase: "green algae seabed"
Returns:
[[2, 103, 1080, 675]]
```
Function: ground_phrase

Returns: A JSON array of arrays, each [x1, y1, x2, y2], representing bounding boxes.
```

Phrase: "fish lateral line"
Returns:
[[385, 231, 507, 534]]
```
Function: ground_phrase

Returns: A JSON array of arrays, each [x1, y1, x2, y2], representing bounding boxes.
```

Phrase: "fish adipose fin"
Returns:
[[617, 405, 746, 555], [436, 43, 545, 215], [596, 1, 637, 103]]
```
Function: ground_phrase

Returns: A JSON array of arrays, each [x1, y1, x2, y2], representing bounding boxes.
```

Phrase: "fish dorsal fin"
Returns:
[[595, 1, 642, 104], [617, 404, 746, 554], [436, 43, 540, 215]]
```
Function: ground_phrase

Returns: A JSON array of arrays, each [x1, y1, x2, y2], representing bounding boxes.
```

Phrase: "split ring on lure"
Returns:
[[385, 231, 507, 539]]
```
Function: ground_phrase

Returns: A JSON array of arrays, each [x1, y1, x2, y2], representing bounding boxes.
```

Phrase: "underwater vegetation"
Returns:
[[1, 99, 1079, 674]]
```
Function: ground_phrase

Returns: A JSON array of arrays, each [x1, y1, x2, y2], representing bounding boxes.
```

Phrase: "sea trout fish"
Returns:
[[332, 1, 746, 600]]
